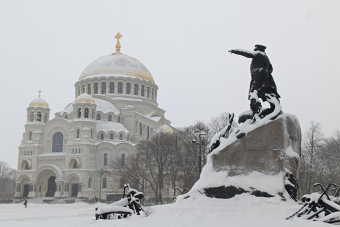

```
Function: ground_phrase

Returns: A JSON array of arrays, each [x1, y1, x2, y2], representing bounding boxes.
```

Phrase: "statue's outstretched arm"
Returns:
[[229, 49, 256, 58]]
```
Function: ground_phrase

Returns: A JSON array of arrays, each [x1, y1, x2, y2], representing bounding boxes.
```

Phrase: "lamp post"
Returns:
[[96, 168, 107, 202], [192, 125, 207, 177]]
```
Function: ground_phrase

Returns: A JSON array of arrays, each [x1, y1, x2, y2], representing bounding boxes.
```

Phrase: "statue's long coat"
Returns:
[[231, 49, 280, 102]]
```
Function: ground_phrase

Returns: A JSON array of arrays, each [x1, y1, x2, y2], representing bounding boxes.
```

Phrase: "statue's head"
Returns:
[[254, 44, 266, 52]]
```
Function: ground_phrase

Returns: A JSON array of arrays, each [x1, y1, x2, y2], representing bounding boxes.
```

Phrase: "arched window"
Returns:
[[100, 133, 104, 140], [147, 126, 150, 140], [110, 133, 114, 140], [104, 153, 108, 166], [134, 84, 138, 95], [72, 160, 78, 169], [52, 132, 63, 153], [91, 129, 93, 139], [23, 161, 30, 170], [44, 114, 47, 123], [29, 112, 34, 122], [108, 115, 112, 121], [84, 108, 89, 118], [37, 112, 42, 122], [147, 87, 150, 98], [101, 82, 106, 94], [110, 82, 114, 93], [102, 178, 107, 188], [88, 84, 91, 94], [65, 115, 68, 119], [118, 116, 120, 123], [119, 134, 123, 140], [152, 89, 154, 100], [76, 129, 80, 138], [88, 177, 91, 188], [140, 123, 142, 135], [94, 83, 98, 94], [121, 154, 125, 166], [141, 85, 145, 96], [82, 85, 85, 93], [118, 82, 123, 94], [96, 114, 101, 120], [126, 83, 131, 94], [29, 131, 32, 141], [77, 108, 81, 118]]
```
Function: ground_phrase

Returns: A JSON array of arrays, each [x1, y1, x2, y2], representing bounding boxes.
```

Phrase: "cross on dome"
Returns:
[[114, 32, 123, 54], [39, 90, 42, 97]]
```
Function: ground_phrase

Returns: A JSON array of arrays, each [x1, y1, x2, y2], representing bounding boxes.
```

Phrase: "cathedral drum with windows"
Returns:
[[15, 33, 176, 199]]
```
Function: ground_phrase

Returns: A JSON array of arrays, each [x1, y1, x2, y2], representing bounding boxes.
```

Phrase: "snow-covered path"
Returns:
[[0, 195, 331, 227]]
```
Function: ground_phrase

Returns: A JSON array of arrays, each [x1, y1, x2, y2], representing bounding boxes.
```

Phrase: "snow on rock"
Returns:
[[190, 171, 285, 196], [182, 111, 301, 201]]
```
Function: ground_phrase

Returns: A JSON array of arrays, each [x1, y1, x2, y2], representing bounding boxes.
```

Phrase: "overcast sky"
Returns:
[[1, 0, 340, 168]]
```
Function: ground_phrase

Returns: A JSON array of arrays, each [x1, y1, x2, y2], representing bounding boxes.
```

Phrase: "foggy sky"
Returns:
[[1, 0, 340, 168]]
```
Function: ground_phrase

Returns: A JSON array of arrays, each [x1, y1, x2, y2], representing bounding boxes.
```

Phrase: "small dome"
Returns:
[[29, 97, 49, 108], [157, 124, 173, 134], [75, 93, 95, 104], [78, 53, 154, 83]]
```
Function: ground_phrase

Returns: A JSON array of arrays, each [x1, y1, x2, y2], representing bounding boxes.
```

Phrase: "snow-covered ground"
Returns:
[[0, 195, 331, 227]]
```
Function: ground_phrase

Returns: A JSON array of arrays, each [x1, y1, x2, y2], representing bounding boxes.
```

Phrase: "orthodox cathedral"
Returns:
[[15, 33, 175, 199]]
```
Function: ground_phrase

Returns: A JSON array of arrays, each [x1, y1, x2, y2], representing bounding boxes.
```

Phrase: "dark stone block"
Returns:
[[204, 186, 273, 199]]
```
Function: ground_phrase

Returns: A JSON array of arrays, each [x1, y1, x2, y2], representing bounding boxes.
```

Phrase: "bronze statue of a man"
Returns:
[[229, 45, 280, 118]]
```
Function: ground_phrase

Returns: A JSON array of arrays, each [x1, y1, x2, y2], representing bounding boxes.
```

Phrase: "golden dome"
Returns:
[[29, 97, 49, 108], [79, 33, 154, 83], [157, 124, 173, 134], [75, 93, 95, 104], [78, 53, 154, 83]]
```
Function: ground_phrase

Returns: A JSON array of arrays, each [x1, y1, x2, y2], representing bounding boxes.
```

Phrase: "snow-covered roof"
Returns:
[[58, 103, 73, 115], [78, 53, 154, 83], [96, 122, 130, 134], [75, 93, 95, 104], [95, 98, 120, 115], [121, 105, 135, 109], [79, 73, 137, 81], [29, 97, 49, 108], [150, 116, 161, 122], [157, 124, 173, 134], [58, 99, 119, 115]]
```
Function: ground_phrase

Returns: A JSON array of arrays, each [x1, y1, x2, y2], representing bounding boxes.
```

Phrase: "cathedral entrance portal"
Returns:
[[23, 185, 29, 197], [46, 176, 56, 197], [71, 184, 78, 197]]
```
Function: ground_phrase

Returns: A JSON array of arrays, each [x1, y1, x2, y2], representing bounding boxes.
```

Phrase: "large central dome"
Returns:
[[79, 53, 154, 83]]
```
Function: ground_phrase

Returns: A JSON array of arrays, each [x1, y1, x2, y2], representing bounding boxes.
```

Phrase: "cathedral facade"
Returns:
[[15, 34, 175, 199]]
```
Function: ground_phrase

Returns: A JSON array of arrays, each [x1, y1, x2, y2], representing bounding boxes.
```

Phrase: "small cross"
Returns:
[[39, 90, 42, 98], [114, 32, 123, 53], [114, 32, 123, 41]]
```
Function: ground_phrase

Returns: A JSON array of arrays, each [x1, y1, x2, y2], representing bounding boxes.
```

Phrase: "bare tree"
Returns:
[[300, 122, 324, 195], [0, 161, 16, 200], [208, 112, 238, 137]]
